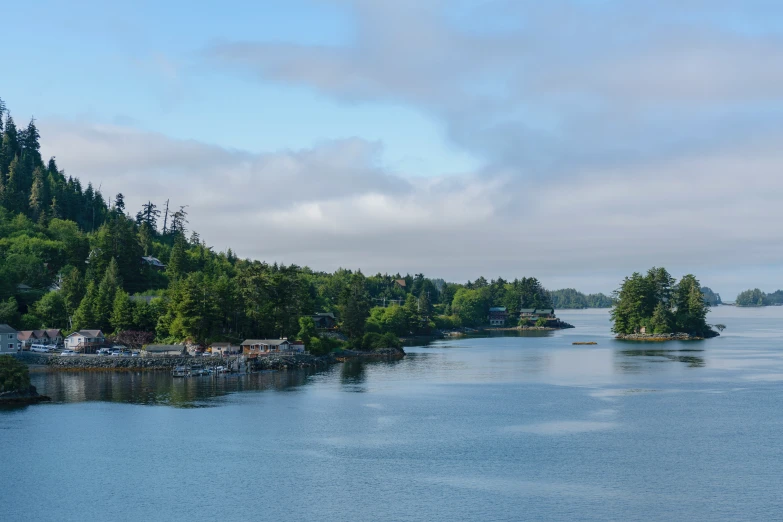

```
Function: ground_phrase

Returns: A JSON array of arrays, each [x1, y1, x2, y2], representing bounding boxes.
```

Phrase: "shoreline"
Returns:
[[14, 347, 406, 374], [615, 332, 719, 342]]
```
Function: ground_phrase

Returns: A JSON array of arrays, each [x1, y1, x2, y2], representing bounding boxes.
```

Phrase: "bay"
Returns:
[[2, 307, 783, 521]]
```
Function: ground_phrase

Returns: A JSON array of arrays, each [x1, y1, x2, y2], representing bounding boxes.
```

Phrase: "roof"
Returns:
[[394, 279, 406, 287], [489, 306, 507, 312], [141, 256, 166, 267], [210, 342, 235, 347], [241, 339, 291, 346], [16, 283, 32, 291], [519, 309, 536, 314], [45, 329, 62, 338], [19, 330, 46, 341], [67, 330, 104, 338], [313, 312, 336, 319], [144, 344, 184, 352], [0, 324, 17, 334]]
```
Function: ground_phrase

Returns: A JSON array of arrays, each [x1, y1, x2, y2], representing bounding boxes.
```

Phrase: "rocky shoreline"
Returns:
[[14, 346, 406, 374], [0, 385, 51, 406], [615, 332, 719, 342]]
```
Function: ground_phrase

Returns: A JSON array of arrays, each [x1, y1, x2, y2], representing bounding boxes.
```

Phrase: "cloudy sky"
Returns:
[[4, 0, 782, 297]]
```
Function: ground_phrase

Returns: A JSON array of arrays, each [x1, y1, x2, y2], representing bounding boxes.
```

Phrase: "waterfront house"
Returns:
[[312, 312, 337, 329], [210, 342, 240, 356], [0, 324, 18, 353], [519, 308, 556, 319], [64, 330, 105, 353], [488, 306, 509, 326], [143, 344, 184, 356], [241, 339, 292, 356], [290, 341, 306, 353], [19, 329, 64, 349]]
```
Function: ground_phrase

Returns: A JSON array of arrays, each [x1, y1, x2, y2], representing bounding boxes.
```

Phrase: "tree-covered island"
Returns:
[[611, 267, 721, 340]]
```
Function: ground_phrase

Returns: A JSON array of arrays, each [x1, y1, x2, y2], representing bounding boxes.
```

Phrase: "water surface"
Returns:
[[2, 307, 783, 521]]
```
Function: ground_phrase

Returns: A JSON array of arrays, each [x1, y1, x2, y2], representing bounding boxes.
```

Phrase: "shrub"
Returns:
[[535, 317, 548, 327], [0, 355, 30, 393]]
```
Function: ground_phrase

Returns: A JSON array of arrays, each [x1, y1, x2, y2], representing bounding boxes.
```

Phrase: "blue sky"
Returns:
[[4, 0, 783, 298]]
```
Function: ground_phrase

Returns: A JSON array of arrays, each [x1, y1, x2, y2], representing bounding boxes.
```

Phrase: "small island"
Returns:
[[0, 355, 50, 405], [610, 267, 722, 341]]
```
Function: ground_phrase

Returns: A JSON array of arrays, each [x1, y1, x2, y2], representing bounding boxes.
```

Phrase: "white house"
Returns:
[[64, 330, 105, 353], [0, 324, 19, 353]]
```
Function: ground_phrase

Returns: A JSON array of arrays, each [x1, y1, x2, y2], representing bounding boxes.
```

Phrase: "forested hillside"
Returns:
[[735, 288, 783, 307], [549, 288, 613, 309], [0, 98, 562, 350]]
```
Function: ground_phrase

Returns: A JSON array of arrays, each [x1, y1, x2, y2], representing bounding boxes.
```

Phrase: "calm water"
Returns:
[[3, 307, 783, 521]]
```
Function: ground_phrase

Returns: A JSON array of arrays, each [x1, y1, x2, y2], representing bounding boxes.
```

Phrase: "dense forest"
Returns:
[[610, 267, 718, 337], [735, 288, 783, 307], [0, 99, 583, 352], [549, 289, 613, 309]]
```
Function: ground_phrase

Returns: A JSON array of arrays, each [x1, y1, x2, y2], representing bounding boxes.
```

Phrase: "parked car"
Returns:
[[60, 350, 78, 356], [109, 349, 121, 356], [131, 351, 140, 357], [30, 345, 50, 353], [97, 348, 111, 355]]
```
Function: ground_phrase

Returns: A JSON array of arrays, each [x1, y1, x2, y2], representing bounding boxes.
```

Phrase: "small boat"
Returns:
[[172, 366, 189, 377], [190, 365, 208, 376]]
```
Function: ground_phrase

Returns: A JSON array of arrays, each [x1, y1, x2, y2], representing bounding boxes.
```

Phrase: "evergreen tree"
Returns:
[[72, 281, 98, 331], [114, 193, 125, 215], [166, 235, 188, 281], [110, 289, 134, 333], [94, 258, 122, 330], [339, 273, 370, 339]]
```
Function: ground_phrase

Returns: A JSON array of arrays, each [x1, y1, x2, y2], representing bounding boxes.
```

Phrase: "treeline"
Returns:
[[549, 288, 613, 309], [735, 288, 783, 307], [611, 267, 715, 336], [0, 97, 577, 352]]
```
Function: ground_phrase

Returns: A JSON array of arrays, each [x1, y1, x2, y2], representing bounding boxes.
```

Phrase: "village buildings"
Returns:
[[64, 330, 105, 353], [18, 329, 63, 349], [0, 324, 19, 353]]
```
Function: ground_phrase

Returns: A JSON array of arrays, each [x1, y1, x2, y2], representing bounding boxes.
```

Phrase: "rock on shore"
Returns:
[[615, 332, 718, 341], [0, 385, 51, 405]]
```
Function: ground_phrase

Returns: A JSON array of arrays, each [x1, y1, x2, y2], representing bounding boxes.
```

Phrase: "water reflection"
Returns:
[[340, 360, 367, 392], [615, 348, 706, 372], [31, 369, 321, 407]]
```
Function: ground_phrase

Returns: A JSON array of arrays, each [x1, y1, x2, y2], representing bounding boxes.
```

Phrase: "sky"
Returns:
[[3, 0, 783, 298]]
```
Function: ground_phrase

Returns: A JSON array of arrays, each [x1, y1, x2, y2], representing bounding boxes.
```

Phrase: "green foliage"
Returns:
[[611, 267, 714, 336], [734, 288, 783, 307], [0, 297, 20, 326], [535, 317, 548, 327], [350, 332, 402, 351], [550, 288, 614, 309], [110, 289, 134, 333], [451, 288, 489, 327], [339, 273, 370, 339], [34, 291, 67, 327], [297, 316, 317, 345], [0, 355, 30, 393]]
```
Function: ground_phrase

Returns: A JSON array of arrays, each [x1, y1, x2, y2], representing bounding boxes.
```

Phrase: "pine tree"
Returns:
[[167, 235, 188, 281], [110, 289, 134, 333], [94, 258, 122, 330], [72, 281, 98, 331], [29, 167, 48, 220], [22, 118, 41, 166]]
